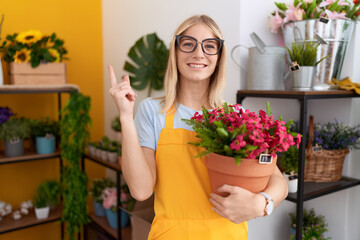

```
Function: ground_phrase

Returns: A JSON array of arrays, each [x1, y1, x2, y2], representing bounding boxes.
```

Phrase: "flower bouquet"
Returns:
[[183, 102, 300, 195]]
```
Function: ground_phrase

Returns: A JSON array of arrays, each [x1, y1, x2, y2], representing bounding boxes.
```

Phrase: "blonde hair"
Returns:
[[158, 15, 226, 113]]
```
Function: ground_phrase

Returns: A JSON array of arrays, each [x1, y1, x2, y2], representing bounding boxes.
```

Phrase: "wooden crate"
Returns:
[[10, 62, 67, 85]]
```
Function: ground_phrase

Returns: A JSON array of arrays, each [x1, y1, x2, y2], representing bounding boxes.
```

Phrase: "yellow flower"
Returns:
[[14, 49, 31, 63], [48, 48, 60, 62], [16, 30, 43, 45]]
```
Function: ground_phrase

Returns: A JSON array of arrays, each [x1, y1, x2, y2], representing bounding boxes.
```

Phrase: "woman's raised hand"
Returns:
[[108, 65, 136, 118]]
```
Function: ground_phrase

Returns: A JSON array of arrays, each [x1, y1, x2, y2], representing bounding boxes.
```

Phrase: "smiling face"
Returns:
[[176, 23, 219, 84]]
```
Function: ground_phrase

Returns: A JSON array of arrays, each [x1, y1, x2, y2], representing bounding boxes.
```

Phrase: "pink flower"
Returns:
[[324, 9, 349, 19], [102, 187, 117, 210], [268, 11, 283, 33], [320, 0, 349, 7], [284, 3, 305, 23], [230, 135, 246, 151], [296, 133, 301, 148]]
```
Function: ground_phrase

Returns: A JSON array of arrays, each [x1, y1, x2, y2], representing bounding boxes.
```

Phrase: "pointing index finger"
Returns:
[[108, 65, 118, 87]]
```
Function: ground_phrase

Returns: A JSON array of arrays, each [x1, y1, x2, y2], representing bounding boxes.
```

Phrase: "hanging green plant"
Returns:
[[60, 92, 91, 240], [124, 32, 168, 97]]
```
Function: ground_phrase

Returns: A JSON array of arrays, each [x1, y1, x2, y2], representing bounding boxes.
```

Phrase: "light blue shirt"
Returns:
[[134, 97, 201, 151]]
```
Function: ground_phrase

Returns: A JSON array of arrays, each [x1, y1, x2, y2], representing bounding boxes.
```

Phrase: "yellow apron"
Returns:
[[148, 107, 248, 240]]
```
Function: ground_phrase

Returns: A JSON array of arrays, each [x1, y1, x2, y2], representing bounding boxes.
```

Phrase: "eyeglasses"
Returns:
[[176, 35, 224, 55]]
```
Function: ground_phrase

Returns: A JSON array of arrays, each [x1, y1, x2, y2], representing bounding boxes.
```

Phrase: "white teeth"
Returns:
[[189, 64, 206, 68]]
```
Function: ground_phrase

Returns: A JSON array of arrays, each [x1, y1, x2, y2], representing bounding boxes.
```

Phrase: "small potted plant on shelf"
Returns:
[[107, 140, 121, 163], [101, 184, 135, 229], [0, 117, 30, 157], [30, 118, 59, 154], [89, 178, 116, 217], [33, 185, 50, 220], [286, 41, 330, 90], [278, 145, 299, 193], [111, 116, 122, 143], [0, 107, 14, 125], [182, 102, 301, 196], [289, 208, 331, 240]]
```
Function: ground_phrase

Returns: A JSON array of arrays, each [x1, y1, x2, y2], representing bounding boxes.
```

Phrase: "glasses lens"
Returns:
[[202, 39, 221, 55], [178, 36, 197, 53]]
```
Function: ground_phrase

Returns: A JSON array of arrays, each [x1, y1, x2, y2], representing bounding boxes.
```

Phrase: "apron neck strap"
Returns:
[[165, 104, 175, 129]]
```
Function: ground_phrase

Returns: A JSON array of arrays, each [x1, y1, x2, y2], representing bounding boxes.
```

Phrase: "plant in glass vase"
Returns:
[[182, 102, 300, 195]]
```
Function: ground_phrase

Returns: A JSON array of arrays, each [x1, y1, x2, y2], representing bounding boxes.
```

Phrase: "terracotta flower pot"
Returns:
[[204, 153, 277, 197]]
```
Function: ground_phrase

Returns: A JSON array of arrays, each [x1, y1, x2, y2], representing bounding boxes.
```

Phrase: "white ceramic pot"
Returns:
[[35, 206, 50, 220], [107, 151, 118, 163], [100, 149, 108, 161], [283, 172, 298, 193]]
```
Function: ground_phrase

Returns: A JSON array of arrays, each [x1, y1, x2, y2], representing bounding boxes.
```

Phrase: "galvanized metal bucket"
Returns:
[[282, 19, 355, 90]]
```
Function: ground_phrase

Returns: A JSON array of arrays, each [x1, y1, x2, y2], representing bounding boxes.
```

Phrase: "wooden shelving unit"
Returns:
[[237, 89, 360, 240]]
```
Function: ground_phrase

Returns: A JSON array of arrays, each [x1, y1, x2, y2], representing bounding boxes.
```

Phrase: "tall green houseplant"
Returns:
[[60, 92, 91, 239], [124, 32, 168, 97]]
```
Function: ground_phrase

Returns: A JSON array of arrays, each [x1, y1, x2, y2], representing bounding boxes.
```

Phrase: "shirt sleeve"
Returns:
[[134, 98, 157, 151]]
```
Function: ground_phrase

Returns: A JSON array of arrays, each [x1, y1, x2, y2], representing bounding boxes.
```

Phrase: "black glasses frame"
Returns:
[[176, 35, 224, 55]]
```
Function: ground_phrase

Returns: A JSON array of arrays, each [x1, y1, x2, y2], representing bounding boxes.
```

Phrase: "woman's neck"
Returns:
[[178, 78, 211, 111]]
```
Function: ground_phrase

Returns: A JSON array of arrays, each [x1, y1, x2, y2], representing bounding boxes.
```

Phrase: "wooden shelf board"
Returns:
[[0, 84, 79, 93], [0, 205, 62, 234], [89, 213, 131, 240], [0, 150, 61, 165], [286, 176, 360, 202], [84, 153, 121, 172]]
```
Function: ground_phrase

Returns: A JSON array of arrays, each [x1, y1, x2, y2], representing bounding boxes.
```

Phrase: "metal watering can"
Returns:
[[231, 33, 289, 90]]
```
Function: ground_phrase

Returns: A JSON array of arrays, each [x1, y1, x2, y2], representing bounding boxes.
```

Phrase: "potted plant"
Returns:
[[107, 140, 120, 163], [87, 141, 97, 156], [111, 116, 122, 143], [289, 208, 331, 240], [0, 30, 68, 85], [269, 0, 360, 89], [99, 136, 111, 161], [123, 32, 168, 97], [30, 118, 59, 154], [101, 184, 135, 229], [0, 117, 30, 157], [89, 178, 116, 217], [286, 41, 329, 90], [182, 102, 301, 196], [278, 145, 299, 193], [305, 117, 360, 182], [33, 185, 50, 220], [36, 179, 62, 209]]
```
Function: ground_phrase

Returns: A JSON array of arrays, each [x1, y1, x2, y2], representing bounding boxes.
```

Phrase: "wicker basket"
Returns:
[[304, 116, 349, 182]]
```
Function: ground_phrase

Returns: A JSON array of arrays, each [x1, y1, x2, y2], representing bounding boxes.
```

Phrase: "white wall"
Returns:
[[103, 0, 360, 239]]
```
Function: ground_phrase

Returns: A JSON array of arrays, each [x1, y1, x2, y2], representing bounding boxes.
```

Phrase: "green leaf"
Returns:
[[123, 33, 168, 96]]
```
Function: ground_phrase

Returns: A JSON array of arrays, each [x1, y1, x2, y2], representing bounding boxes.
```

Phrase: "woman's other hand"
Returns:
[[209, 184, 266, 224]]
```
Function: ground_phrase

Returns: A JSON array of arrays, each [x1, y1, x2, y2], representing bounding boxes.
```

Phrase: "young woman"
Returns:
[[109, 15, 288, 240]]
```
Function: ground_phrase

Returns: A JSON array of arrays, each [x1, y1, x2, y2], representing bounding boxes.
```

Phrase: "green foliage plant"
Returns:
[[111, 116, 121, 132], [124, 33, 168, 97], [286, 41, 330, 67], [278, 145, 299, 174], [89, 178, 116, 204], [0, 117, 30, 141], [290, 208, 331, 240], [36, 179, 62, 207], [60, 92, 91, 240], [32, 190, 48, 208], [30, 117, 59, 138]]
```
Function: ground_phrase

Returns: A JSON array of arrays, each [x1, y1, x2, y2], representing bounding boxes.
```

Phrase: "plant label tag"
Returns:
[[290, 62, 300, 72], [319, 17, 329, 24], [259, 154, 273, 164], [313, 145, 322, 152], [288, 175, 298, 181]]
